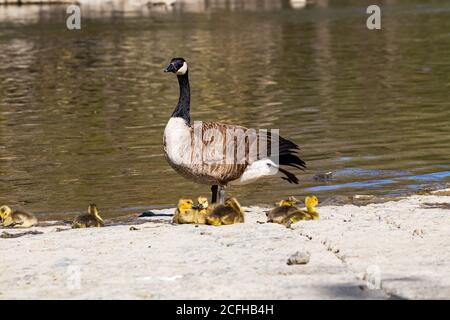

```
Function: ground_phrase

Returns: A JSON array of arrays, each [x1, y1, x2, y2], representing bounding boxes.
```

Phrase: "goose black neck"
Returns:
[[171, 72, 190, 124]]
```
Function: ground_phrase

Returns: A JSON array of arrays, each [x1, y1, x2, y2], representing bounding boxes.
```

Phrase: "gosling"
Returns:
[[305, 195, 319, 220], [0, 205, 38, 228], [195, 196, 209, 224], [286, 195, 320, 226], [72, 204, 105, 228], [267, 196, 301, 224], [173, 199, 197, 224], [205, 198, 245, 226]]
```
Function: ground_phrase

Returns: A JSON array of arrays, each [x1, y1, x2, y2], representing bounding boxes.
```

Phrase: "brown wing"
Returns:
[[188, 122, 250, 184], [174, 121, 305, 185], [198, 121, 305, 184]]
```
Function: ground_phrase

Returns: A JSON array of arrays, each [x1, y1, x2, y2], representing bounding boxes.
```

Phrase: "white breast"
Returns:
[[164, 117, 192, 166]]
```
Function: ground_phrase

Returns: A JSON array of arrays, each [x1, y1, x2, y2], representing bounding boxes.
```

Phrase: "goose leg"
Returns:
[[211, 185, 218, 203], [218, 185, 225, 205]]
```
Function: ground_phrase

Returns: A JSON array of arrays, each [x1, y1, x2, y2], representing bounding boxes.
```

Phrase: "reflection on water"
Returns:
[[0, 0, 449, 219]]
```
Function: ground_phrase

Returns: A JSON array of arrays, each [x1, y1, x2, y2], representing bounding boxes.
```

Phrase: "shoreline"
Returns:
[[1, 190, 450, 299], [24, 185, 450, 223]]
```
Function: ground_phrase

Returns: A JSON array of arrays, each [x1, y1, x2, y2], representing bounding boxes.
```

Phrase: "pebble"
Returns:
[[287, 251, 310, 265]]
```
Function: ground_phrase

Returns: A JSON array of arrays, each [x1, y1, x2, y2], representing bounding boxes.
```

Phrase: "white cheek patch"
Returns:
[[176, 62, 188, 75]]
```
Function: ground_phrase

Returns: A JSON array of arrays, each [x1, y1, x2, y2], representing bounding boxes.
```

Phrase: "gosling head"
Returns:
[[177, 199, 194, 211], [88, 204, 104, 224], [88, 204, 99, 216], [225, 198, 242, 211], [305, 195, 319, 208], [279, 196, 299, 206], [164, 57, 188, 75], [197, 196, 209, 210], [0, 205, 12, 221]]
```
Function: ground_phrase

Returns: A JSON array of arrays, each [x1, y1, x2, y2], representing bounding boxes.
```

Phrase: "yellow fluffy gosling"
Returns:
[[205, 198, 244, 226], [72, 204, 105, 228], [173, 199, 197, 224], [0, 205, 37, 228], [287, 195, 320, 226], [195, 196, 209, 224], [267, 196, 301, 224]]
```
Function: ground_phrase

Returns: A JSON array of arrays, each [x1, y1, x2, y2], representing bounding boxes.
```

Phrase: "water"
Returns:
[[0, 0, 449, 220]]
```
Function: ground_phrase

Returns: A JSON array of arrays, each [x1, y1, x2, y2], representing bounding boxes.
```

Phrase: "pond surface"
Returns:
[[0, 0, 449, 219]]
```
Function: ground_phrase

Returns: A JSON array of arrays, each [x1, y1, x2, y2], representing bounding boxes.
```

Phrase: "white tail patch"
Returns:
[[231, 159, 279, 185]]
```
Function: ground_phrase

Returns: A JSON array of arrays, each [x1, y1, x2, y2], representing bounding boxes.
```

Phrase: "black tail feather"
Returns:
[[279, 167, 299, 184], [279, 153, 306, 170], [278, 135, 306, 170], [265, 131, 306, 184], [277, 135, 305, 184]]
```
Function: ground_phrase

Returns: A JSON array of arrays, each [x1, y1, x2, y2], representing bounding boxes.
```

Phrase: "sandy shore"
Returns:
[[1, 190, 450, 300]]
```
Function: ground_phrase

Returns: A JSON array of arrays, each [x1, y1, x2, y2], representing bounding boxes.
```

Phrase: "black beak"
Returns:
[[164, 63, 176, 73], [192, 204, 200, 210]]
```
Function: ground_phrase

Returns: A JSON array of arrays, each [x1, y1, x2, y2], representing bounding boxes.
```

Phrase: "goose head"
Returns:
[[164, 57, 188, 75]]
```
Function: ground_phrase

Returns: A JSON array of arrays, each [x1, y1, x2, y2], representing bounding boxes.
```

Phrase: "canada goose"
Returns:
[[163, 58, 305, 204], [173, 199, 197, 224], [0, 205, 38, 228], [266, 196, 302, 224], [205, 198, 245, 226], [72, 204, 105, 229]]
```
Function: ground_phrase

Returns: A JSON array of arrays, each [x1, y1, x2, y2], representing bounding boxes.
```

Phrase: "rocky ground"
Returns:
[[1, 190, 450, 299]]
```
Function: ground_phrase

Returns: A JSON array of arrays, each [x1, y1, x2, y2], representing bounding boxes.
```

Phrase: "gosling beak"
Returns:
[[192, 204, 200, 210], [164, 63, 176, 73]]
